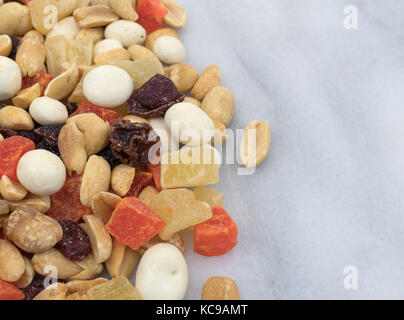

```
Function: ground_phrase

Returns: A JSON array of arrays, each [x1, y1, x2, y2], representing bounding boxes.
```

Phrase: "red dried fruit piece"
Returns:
[[194, 206, 238, 257], [0, 280, 25, 300], [55, 220, 91, 262], [21, 74, 53, 96], [47, 173, 92, 222], [136, 0, 168, 34], [0, 136, 35, 181], [72, 101, 122, 125], [125, 171, 154, 197], [127, 74, 184, 118], [110, 119, 160, 166], [106, 197, 165, 250], [147, 162, 162, 191]]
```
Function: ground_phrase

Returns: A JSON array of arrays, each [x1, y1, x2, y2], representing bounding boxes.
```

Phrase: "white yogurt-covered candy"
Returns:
[[93, 39, 123, 57], [149, 118, 180, 154], [83, 65, 133, 108], [105, 20, 146, 48], [0, 56, 21, 101], [164, 102, 215, 146], [153, 36, 186, 64], [136, 243, 188, 300], [17, 150, 66, 196], [29, 97, 68, 125]]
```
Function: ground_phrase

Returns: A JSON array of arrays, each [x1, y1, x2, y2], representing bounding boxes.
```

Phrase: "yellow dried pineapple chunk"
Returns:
[[149, 188, 212, 240], [87, 276, 142, 300], [161, 147, 219, 189], [193, 186, 224, 208]]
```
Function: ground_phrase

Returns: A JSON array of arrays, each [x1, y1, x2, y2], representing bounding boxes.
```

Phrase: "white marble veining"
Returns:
[[161, 0, 404, 299]]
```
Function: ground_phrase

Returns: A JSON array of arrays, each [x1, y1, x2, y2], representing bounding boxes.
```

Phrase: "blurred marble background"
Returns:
[[166, 0, 404, 299]]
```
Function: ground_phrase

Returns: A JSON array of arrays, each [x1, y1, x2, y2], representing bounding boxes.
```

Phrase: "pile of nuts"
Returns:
[[0, 0, 270, 301]]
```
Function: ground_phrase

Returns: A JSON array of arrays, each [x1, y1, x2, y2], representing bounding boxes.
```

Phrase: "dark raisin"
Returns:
[[8, 36, 21, 61], [0, 127, 17, 139], [127, 74, 184, 118], [97, 145, 121, 169], [55, 220, 91, 262], [23, 275, 46, 300], [62, 101, 78, 116], [16, 130, 42, 144], [34, 125, 62, 145], [110, 119, 160, 167], [36, 138, 60, 156], [0, 104, 7, 110]]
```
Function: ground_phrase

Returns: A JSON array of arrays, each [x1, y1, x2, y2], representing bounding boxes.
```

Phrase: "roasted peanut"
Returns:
[[94, 48, 130, 65], [0, 106, 34, 130], [0, 35, 12, 56], [75, 27, 104, 43], [145, 28, 178, 51], [12, 83, 41, 109], [127, 44, 155, 60], [106, 238, 139, 278], [67, 113, 111, 155], [191, 65, 221, 101], [69, 254, 104, 280], [83, 214, 112, 263], [184, 96, 201, 107], [240, 120, 271, 168], [68, 66, 95, 104], [161, 0, 187, 28], [45, 63, 80, 100], [58, 121, 87, 175], [73, 5, 119, 28], [138, 186, 159, 206], [202, 277, 240, 300], [57, 0, 77, 19], [0, 175, 27, 201], [0, 239, 25, 282], [66, 278, 108, 294], [110, 0, 138, 21], [45, 35, 70, 77], [166, 63, 198, 93], [16, 38, 46, 77], [91, 191, 121, 223], [32, 248, 83, 279], [0, 2, 32, 36], [201, 86, 234, 126], [23, 30, 45, 43], [8, 194, 51, 213], [6, 205, 63, 253], [211, 118, 228, 145], [28, 0, 58, 35], [0, 200, 9, 215], [14, 256, 35, 289], [33, 283, 68, 300], [111, 164, 135, 197]]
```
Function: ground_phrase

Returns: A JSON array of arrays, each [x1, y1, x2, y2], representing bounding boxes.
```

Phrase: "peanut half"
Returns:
[[73, 5, 119, 28], [0, 2, 32, 36], [83, 214, 112, 263], [12, 83, 41, 110], [14, 256, 35, 289], [106, 237, 139, 278], [16, 38, 46, 77], [202, 277, 240, 300], [69, 254, 104, 280], [0, 175, 27, 201], [0, 239, 25, 282], [91, 191, 121, 224], [145, 28, 178, 51], [191, 65, 221, 101], [240, 120, 271, 168], [8, 193, 51, 213], [166, 63, 198, 93], [201, 86, 234, 126], [33, 283, 68, 300], [111, 164, 135, 197], [110, 0, 138, 21], [0, 35, 12, 56], [0, 106, 34, 130], [45, 63, 80, 100], [161, 0, 187, 28], [28, 0, 58, 35], [94, 48, 131, 65]]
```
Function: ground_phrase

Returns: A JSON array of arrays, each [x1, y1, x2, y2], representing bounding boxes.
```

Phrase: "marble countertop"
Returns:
[[172, 0, 404, 299]]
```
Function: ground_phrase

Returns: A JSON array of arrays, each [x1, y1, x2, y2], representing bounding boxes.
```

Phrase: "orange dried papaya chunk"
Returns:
[[47, 173, 92, 222], [125, 171, 153, 197], [0, 280, 25, 300], [106, 197, 165, 250], [72, 101, 122, 125], [0, 136, 35, 181], [136, 0, 168, 34], [21, 74, 53, 96], [194, 206, 238, 257], [147, 162, 162, 191]]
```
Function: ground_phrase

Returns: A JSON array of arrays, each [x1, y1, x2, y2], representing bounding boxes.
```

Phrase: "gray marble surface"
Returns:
[[171, 0, 404, 299]]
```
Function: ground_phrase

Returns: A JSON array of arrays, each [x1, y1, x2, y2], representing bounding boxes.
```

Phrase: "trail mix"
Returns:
[[0, 0, 270, 300]]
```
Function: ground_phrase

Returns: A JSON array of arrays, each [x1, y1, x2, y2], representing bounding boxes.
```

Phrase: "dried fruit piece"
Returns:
[[149, 188, 212, 240], [22, 275, 46, 300], [96, 146, 121, 169], [136, 232, 184, 255], [193, 186, 224, 208], [125, 172, 153, 197], [87, 276, 141, 300], [0, 280, 25, 300], [194, 206, 238, 257], [110, 119, 160, 167], [21, 73, 53, 95], [136, 0, 168, 34], [0, 136, 35, 181], [72, 101, 121, 125], [56, 221, 91, 262], [48, 173, 93, 222], [202, 277, 240, 300], [147, 162, 162, 191], [106, 197, 165, 250], [127, 74, 184, 118], [8, 36, 21, 61]]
